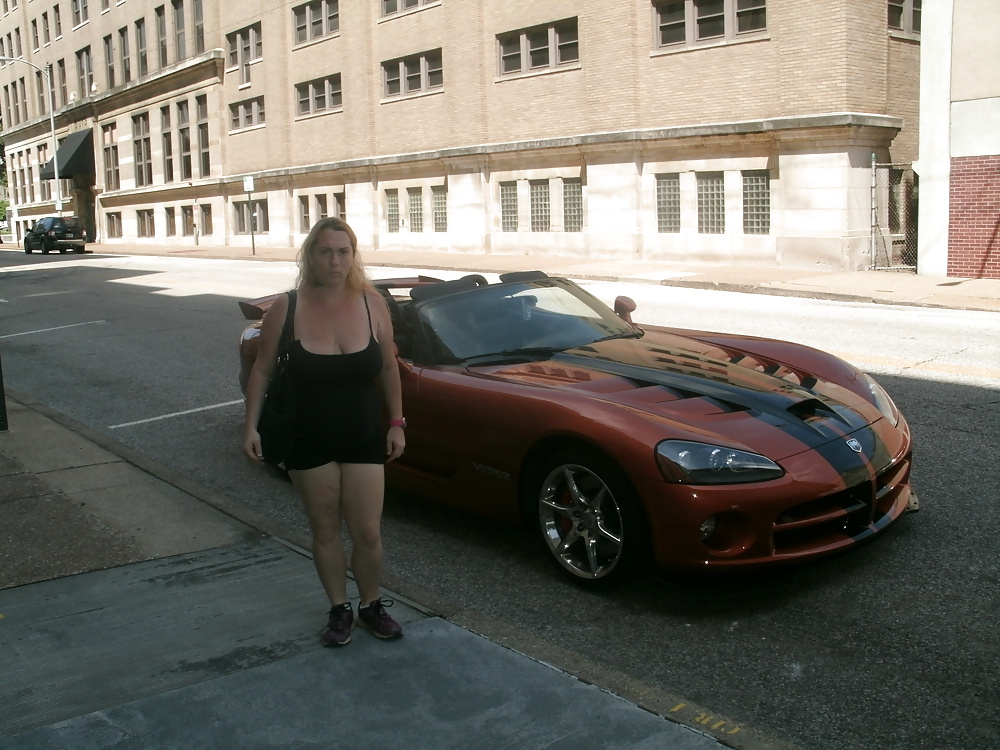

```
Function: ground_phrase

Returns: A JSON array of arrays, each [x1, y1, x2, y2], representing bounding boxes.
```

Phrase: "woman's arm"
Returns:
[[371, 290, 405, 462], [243, 292, 290, 461]]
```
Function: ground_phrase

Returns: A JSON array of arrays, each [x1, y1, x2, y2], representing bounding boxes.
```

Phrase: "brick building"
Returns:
[[1, 1, 921, 271], [916, 0, 1000, 280]]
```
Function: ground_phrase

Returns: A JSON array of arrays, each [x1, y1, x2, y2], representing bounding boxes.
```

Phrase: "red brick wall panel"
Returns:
[[948, 155, 1000, 279]]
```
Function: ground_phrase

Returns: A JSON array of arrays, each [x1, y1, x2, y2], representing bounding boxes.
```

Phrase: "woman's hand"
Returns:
[[386, 425, 405, 462], [244, 429, 264, 463]]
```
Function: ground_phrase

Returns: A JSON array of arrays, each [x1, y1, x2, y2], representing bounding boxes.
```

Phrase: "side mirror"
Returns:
[[614, 296, 636, 325]]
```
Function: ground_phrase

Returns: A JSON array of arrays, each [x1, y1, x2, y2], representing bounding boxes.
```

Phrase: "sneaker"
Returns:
[[357, 597, 403, 640], [320, 602, 354, 647]]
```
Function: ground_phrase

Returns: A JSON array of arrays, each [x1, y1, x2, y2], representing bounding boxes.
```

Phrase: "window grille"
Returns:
[[385, 189, 399, 232], [530, 180, 550, 232], [697, 172, 725, 234], [656, 173, 680, 233], [408, 187, 423, 232], [500, 182, 518, 232], [742, 170, 770, 234], [563, 178, 583, 232], [432, 185, 447, 232]]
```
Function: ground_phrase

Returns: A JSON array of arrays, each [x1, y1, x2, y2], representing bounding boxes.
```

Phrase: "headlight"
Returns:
[[863, 373, 899, 426], [656, 440, 784, 485]]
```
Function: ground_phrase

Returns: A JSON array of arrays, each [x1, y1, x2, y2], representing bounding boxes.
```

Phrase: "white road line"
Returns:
[[0, 320, 107, 339], [110, 399, 245, 429]]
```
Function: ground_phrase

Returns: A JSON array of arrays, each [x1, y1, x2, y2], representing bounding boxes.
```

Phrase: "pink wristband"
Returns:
[[388, 418, 406, 428]]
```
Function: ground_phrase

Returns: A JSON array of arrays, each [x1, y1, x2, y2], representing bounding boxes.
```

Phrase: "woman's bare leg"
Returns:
[[290, 463, 349, 605], [339, 463, 386, 605]]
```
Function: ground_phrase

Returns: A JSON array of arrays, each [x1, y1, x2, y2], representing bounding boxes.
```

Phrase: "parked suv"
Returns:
[[23, 216, 87, 254]]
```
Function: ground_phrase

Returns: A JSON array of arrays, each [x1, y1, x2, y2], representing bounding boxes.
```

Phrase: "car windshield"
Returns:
[[415, 279, 636, 363]]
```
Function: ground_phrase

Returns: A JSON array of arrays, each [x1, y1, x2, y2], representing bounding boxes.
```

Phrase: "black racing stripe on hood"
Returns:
[[553, 349, 869, 450]]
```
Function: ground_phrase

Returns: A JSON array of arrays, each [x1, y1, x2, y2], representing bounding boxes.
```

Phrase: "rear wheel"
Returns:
[[41, 238, 51, 254], [526, 447, 649, 589]]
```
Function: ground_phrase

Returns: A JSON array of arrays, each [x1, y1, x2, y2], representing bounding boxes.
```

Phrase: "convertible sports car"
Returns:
[[239, 272, 917, 589]]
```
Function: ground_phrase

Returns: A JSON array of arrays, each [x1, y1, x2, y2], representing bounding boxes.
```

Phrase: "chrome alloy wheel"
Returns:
[[538, 462, 625, 581]]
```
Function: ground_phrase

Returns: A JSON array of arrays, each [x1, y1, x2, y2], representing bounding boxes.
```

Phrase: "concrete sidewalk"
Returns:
[[7, 241, 1000, 312], [0, 392, 788, 750]]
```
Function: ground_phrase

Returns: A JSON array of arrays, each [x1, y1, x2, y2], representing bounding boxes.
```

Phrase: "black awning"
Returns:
[[39, 128, 94, 180]]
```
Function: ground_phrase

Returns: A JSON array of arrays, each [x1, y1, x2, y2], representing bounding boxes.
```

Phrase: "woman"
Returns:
[[243, 217, 405, 647]]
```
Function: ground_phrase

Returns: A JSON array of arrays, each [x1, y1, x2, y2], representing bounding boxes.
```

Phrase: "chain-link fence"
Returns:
[[871, 157, 917, 271]]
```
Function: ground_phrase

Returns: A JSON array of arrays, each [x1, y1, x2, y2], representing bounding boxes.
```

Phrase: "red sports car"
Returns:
[[239, 272, 917, 589]]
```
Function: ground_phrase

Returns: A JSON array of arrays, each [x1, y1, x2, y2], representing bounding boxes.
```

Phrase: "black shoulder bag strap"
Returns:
[[276, 290, 297, 361]]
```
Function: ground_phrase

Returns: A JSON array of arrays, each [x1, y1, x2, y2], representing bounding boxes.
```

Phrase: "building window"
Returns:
[[334, 192, 345, 218], [697, 172, 725, 234], [136, 19, 148, 77], [72, 0, 89, 26], [172, 0, 186, 60], [54, 5, 63, 37], [137, 208, 154, 237], [35, 70, 47, 115], [381, 0, 434, 17], [235, 200, 268, 233], [106, 212, 122, 238], [76, 46, 93, 98], [200, 204, 212, 235], [155, 6, 168, 68], [165, 206, 176, 235], [296, 73, 342, 115], [294, 0, 339, 44], [656, 173, 680, 232], [382, 49, 442, 98], [654, 0, 766, 49], [177, 99, 192, 179], [229, 96, 265, 130], [530, 180, 550, 232], [227, 23, 262, 85], [31, 19, 39, 51], [181, 205, 195, 235], [56, 58, 67, 106], [563, 178, 582, 232], [500, 181, 518, 232], [196, 94, 209, 177], [193, 0, 204, 53], [132, 112, 152, 186], [37, 145, 52, 200], [385, 189, 399, 232], [742, 170, 769, 234], [161, 105, 173, 181], [42, 13, 50, 45], [315, 194, 327, 219], [299, 195, 310, 232], [407, 187, 423, 232], [432, 185, 447, 232], [102, 122, 119, 191], [103, 35, 115, 88], [888, 0, 921, 35], [119, 27, 131, 84], [498, 18, 578, 76]]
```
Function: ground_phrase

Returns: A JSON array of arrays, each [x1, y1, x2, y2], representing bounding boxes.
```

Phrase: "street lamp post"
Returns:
[[0, 56, 62, 215]]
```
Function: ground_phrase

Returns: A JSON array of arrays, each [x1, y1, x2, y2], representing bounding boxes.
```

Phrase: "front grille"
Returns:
[[772, 458, 910, 554]]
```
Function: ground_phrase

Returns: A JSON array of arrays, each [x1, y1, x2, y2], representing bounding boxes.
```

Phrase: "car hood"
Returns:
[[473, 334, 886, 461]]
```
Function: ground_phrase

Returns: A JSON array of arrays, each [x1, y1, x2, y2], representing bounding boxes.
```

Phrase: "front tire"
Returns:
[[24, 240, 32, 254], [526, 447, 649, 589]]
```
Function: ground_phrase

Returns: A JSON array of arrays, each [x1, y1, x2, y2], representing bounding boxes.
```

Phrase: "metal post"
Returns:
[[0, 349, 8, 432], [0, 57, 61, 215]]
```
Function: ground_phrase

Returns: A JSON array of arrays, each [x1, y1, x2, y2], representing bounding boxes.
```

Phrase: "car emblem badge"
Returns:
[[846, 438, 863, 453]]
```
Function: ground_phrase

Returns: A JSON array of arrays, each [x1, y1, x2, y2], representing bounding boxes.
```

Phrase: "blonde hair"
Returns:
[[296, 217, 371, 292]]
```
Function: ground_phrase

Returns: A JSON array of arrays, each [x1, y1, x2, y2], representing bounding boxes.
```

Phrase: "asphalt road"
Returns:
[[2, 250, 998, 750]]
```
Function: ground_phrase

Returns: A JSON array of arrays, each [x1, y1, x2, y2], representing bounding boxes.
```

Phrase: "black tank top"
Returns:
[[284, 293, 385, 469]]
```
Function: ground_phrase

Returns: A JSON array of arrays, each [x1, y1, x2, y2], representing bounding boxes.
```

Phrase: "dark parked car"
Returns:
[[238, 273, 917, 589], [23, 216, 87, 254]]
